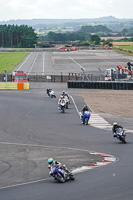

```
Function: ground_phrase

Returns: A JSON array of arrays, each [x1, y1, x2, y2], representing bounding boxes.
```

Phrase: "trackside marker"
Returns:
[[72, 152, 117, 174]]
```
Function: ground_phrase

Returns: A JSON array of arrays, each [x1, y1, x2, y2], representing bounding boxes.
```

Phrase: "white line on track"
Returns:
[[69, 56, 83, 69], [70, 95, 133, 133], [69, 95, 80, 115], [0, 178, 50, 190], [0, 141, 117, 190], [17, 53, 33, 71], [0, 96, 128, 189], [28, 52, 39, 75]]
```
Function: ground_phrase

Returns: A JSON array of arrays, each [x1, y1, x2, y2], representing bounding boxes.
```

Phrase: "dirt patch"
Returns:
[[80, 90, 133, 118], [80, 90, 133, 129]]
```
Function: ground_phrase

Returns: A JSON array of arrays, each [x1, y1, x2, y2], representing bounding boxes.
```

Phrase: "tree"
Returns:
[[103, 39, 113, 47], [90, 35, 101, 45], [0, 24, 37, 47]]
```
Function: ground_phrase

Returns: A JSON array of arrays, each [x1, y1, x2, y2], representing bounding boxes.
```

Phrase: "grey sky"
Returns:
[[0, 0, 132, 21]]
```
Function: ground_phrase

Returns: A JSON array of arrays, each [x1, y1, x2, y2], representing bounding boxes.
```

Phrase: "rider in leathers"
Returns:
[[81, 105, 90, 124], [58, 96, 66, 108], [112, 122, 123, 137], [48, 158, 71, 174], [81, 105, 89, 115]]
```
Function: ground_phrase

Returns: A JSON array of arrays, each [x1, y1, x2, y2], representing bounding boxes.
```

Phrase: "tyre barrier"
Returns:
[[67, 81, 133, 90]]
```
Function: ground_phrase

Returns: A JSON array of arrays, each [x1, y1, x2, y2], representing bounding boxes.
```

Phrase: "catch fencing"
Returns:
[[0, 73, 101, 82]]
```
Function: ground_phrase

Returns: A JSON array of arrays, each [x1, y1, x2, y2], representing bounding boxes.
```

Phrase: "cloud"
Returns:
[[0, 0, 133, 20]]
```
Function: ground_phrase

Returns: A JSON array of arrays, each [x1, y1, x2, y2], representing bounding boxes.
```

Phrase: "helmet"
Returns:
[[113, 122, 118, 126], [48, 158, 54, 165], [60, 96, 64, 99]]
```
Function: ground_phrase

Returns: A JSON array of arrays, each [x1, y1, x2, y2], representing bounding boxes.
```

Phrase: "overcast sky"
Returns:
[[0, 0, 132, 21]]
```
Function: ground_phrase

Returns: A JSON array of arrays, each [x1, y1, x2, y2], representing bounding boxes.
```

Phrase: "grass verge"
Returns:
[[0, 52, 29, 73]]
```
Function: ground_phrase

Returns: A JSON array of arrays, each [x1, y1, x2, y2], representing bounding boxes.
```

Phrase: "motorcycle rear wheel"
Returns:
[[121, 137, 126, 144]]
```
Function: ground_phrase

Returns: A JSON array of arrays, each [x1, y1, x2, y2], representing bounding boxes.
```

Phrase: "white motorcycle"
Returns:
[[49, 90, 56, 98]]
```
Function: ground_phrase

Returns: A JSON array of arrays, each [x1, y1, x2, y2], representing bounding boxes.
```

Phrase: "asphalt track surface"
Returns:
[[1, 50, 133, 199], [13, 50, 133, 75], [0, 89, 133, 200]]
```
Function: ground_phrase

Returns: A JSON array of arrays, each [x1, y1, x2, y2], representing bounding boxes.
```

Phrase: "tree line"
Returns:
[[80, 25, 111, 33], [38, 31, 102, 47], [38, 25, 112, 45], [0, 25, 37, 47]]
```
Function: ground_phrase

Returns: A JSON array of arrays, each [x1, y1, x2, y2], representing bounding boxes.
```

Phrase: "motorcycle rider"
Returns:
[[62, 90, 66, 96], [112, 122, 123, 137], [81, 105, 90, 124], [81, 105, 89, 115], [63, 92, 69, 108], [48, 158, 71, 174], [58, 95, 66, 108], [46, 88, 50, 95], [46, 88, 52, 96]]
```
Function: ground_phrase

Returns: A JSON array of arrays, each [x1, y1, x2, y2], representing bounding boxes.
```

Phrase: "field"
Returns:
[[112, 42, 133, 46], [0, 52, 28, 73], [35, 27, 74, 35], [100, 37, 131, 41], [115, 45, 133, 50]]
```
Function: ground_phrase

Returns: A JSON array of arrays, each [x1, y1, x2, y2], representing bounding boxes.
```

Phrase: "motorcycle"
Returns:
[[49, 166, 75, 183], [80, 111, 91, 125], [115, 128, 126, 144], [48, 90, 56, 98], [59, 102, 66, 113]]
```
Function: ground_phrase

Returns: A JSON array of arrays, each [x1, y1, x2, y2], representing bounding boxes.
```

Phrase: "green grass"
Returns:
[[0, 52, 29, 73], [118, 45, 133, 50], [113, 47, 133, 56]]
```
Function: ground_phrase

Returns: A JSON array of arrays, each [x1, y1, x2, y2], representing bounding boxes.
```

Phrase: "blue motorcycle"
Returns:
[[116, 128, 126, 144], [49, 166, 75, 183], [81, 111, 91, 125]]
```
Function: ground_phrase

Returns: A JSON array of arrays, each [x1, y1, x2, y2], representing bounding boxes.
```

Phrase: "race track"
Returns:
[[0, 49, 133, 200]]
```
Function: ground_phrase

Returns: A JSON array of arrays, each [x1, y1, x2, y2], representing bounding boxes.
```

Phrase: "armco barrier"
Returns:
[[67, 81, 133, 90], [0, 82, 29, 90]]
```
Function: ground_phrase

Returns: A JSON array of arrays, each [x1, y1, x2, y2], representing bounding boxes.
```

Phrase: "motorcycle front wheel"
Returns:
[[55, 172, 65, 183], [61, 108, 65, 113], [85, 118, 89, 125], [69, 174, 75, 180]]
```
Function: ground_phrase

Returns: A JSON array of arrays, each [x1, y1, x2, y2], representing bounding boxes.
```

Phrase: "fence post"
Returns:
[[61, 72, 63, 82]]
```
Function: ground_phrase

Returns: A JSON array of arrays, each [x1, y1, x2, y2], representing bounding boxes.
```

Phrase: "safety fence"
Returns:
[[67, 81, 133, 90], [0, 73, 101, 82]]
